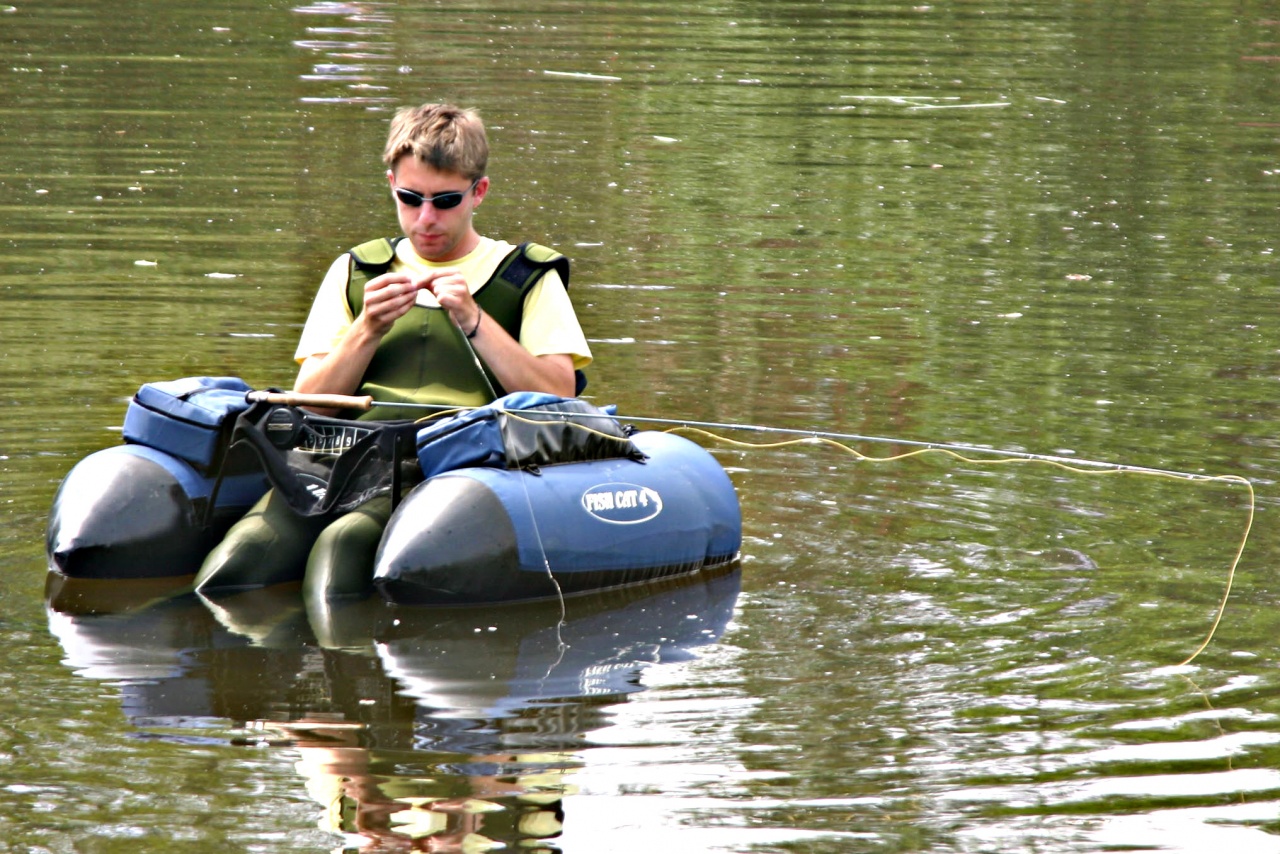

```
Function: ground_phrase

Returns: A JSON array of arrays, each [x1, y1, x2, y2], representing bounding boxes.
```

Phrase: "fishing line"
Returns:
[[295, 393, 1244, 483], [454, 315, 501, 403], [254, 391, 1253, 665], [505, 433, 569, 662], [407, 398, 574, 668], [667, 425, 1254, 669], [516, 470, 570, 666], [492, 409, 1253, 668]]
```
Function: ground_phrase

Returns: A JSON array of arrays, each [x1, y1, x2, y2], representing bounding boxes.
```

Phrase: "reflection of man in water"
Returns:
[[277, 718, 572, 850], [50, 553, 740, 850]]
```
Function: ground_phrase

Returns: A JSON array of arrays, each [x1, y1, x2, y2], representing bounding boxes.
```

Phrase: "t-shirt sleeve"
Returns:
[[294, 255, 355, 364], [519, 269, 593, 370]]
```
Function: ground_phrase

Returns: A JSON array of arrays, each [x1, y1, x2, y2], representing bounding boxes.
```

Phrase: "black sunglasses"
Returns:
[[393, 178, 480, 211]]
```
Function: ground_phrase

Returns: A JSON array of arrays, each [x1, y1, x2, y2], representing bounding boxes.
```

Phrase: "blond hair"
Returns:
[[382, 103, 488, 179]]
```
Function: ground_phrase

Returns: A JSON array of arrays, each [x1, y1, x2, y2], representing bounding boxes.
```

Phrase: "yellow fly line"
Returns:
[[247, 391, 1255, 666], [668, 424, 1255, 669]]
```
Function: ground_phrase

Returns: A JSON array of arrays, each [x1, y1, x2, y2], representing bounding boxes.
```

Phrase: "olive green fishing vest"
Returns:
[[344, 238, 572, 421]]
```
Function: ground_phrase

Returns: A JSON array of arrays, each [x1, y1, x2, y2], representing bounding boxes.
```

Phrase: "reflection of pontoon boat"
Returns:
[[45, 379, 742, 604], [46, 568, 741, 848], [378, 568, 741, 741], [45, 568, 742, 752]]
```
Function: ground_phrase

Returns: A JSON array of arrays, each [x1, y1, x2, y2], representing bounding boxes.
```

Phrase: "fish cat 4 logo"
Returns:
[[581, 483, 663, 524]]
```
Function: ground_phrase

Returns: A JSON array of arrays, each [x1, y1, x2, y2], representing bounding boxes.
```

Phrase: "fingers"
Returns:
[[361, 273, 419, 332], [416, 270, 477, 325], [361, 270, 476, 334], [415, 269, 468, 300]]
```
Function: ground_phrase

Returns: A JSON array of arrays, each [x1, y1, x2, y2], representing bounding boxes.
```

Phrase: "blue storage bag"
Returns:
[[415, 392, 640, 480], [122, 376, 253, 471]]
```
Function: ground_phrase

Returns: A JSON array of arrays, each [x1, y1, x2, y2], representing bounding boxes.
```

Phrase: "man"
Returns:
[[195, 103, 591, 600], [294, 102, 589, 417]]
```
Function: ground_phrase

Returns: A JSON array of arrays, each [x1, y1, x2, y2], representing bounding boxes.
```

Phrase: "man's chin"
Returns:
[[412, 235, 448, 259]]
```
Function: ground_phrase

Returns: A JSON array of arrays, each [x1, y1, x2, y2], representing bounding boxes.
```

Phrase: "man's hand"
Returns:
[[417, 268, 480, 334], [360, 272, 421, 335], [358, 268, 477, 342]]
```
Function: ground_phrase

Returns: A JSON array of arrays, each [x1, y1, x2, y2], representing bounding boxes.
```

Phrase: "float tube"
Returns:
[[46, 378, 742, 604], [375, 429, 741, 605], [47, 378, 271, 579]]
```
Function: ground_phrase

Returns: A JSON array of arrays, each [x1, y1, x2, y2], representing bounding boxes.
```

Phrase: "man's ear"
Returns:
[[471, 176, 490, 207]]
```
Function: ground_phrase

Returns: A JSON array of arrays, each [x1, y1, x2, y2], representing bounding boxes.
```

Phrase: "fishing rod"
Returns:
[[244, 391, 1238, 483]]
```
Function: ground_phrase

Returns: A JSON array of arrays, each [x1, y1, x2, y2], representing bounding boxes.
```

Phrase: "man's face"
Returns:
[[387, 159, 489, 262]]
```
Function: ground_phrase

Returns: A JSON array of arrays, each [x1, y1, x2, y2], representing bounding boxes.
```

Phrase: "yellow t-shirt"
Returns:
[[294, 237, 592, 370]]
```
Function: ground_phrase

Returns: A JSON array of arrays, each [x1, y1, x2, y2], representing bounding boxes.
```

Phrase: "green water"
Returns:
[[2, 1, 1278, 851]]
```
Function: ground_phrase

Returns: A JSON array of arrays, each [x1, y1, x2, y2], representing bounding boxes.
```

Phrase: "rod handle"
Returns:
[[245, 390, 374, 411]]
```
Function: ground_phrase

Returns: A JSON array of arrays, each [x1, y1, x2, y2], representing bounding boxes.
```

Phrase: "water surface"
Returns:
[[2, 1, 1279, 851]]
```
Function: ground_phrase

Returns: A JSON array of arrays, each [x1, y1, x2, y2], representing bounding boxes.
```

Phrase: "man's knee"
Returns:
[[303, 499, 392, 600]]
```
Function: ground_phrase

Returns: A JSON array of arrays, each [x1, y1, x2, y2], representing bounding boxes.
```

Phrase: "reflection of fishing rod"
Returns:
[[244, 390, 1238, 482]]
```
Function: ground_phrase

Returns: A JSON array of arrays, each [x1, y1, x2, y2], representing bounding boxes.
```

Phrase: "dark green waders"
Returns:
[[194, 489, 393, 601]]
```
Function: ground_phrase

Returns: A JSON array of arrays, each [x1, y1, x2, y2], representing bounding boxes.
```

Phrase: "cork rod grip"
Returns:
[[244, 391, 374, 411]]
